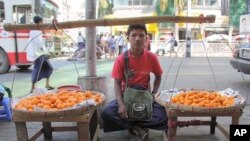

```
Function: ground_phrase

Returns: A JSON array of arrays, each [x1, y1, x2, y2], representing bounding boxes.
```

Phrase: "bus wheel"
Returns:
[[0, 48, 11, 74], [16, 65, 31, 70]]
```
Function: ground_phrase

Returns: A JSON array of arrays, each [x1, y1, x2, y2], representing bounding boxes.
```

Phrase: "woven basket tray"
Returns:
[[155, 89, 246, 114], [12, 91, 105, 118]]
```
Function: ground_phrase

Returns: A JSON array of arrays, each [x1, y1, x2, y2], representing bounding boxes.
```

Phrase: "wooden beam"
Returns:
[[4, 15, 215, 31], [29, 128, 43, 141]]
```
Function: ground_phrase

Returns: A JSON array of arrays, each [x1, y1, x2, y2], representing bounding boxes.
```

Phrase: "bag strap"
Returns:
[[124, 50, 151, 90], [124, 50, 132, 88]]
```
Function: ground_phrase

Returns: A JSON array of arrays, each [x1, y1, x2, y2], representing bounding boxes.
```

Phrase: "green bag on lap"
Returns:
[[123, 87, 153, 121]]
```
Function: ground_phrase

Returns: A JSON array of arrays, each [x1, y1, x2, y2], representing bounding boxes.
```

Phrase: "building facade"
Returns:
[[176, 0, 230, 40], [108, 0, 157, 40], [98, 0, 232, 41]]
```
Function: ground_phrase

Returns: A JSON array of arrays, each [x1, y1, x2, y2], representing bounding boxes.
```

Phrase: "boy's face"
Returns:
[[128, 29, 146, 50]]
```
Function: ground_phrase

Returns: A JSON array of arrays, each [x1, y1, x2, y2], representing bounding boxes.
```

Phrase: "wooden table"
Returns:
[[162, 108, 243, 141], [13, 110, 99, 141], [155, 93, 246, 141]]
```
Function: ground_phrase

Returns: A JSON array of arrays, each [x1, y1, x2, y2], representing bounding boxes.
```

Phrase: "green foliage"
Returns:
[[155, 0, 175, 27], [98, 0, 113, 19], [229, 0, 248, 28]]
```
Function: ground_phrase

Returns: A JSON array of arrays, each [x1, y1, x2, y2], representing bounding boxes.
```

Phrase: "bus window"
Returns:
[[35, 0, 58, 22], [34, 0, 42, 15], [13, 6, 31, 24], [0, 1, 5, 22]]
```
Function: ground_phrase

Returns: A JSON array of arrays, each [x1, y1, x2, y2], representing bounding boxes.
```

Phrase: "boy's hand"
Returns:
[[117, 103, 128, 119]]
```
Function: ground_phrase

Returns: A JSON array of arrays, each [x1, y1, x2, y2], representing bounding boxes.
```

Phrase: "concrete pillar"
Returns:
[[77, 76, 108, 96], [77, 76, 108, 128], [85, 0, 97, 76]]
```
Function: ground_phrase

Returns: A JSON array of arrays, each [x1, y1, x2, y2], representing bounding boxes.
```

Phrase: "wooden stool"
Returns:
[[13, 110, 99, 141], [162, 108, 243, 141], [0, 97, 12, 121]]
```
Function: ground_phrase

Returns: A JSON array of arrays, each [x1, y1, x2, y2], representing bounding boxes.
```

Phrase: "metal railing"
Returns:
[[150, 40, 238, 57]]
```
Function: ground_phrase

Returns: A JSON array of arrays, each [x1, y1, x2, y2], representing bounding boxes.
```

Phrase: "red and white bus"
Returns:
[[0, 0, 60, 74]]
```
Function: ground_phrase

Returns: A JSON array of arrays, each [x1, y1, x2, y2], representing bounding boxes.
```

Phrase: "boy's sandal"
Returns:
[[129, 130, 141, 141], [129, 137, 142, 141], [129, 127, 142, 141], [141, 131, 149, 141], [132, 126, 149, 141]]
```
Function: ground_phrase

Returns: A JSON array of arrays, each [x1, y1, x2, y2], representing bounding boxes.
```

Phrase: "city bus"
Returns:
[[0, 0, 60, 74]]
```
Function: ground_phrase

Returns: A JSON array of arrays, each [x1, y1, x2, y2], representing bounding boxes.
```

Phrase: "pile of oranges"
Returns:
[[170, 90, 235, 108], [14, 90, 103, 111]]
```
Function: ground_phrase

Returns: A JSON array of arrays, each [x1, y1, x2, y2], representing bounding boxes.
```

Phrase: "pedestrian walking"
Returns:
[[76, 31, 85, 52], [168, 36, 178, 57], [116, 31, 124, 55], [108, 35, 116, 59], [26, 16, 54, 93]]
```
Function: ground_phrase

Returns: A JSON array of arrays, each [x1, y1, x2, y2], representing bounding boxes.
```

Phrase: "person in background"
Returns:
[[102, 24, 167, 141], [96, 34, 100, 44], [76, 31, 85, 52], [240, 18, 247, 32], [96, 41, 104, 59], [20, 15, 26, 24], [26, 16, 54, 93], [108, 35, 116, 59], [145, 34, 151, 51], [116, 31, 124, 55], [100, 34, 108, 52], [122, 32, 128, 53], [0, 12, 4, 22], [167, 35, 178, 57]]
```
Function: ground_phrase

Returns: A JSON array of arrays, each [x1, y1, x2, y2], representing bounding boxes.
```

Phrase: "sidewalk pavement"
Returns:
[[0, 78, 249, 141]]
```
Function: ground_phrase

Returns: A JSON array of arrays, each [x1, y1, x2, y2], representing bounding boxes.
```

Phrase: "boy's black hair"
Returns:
[[127, 24, 147, 36], [33, 16, 43, 24]]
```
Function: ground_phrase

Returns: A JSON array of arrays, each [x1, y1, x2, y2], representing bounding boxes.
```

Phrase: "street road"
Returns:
[[0, 56, 249, 105], [0, 57, 115, 97]]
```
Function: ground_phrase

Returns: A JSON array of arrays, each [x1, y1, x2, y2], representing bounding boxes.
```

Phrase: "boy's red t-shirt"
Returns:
[[111, 50, 163, 90]]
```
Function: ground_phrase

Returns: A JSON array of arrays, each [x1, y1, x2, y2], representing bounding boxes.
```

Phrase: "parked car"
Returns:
[[151, 40, 171, 56], [230, 43, 250, 74]]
